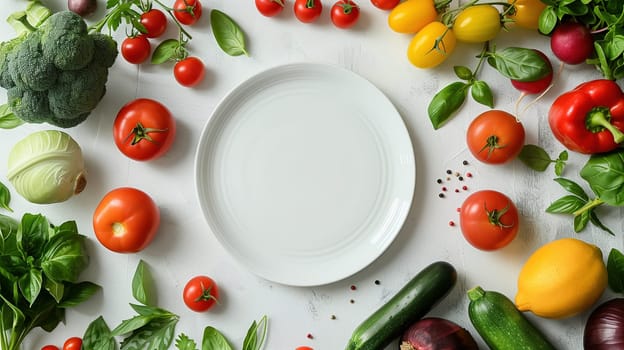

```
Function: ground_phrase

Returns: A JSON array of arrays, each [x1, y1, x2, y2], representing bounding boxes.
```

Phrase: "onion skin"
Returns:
[[584, 298, 624, 349], [400, 317, 479, 350], [68, 0, 97, 17]]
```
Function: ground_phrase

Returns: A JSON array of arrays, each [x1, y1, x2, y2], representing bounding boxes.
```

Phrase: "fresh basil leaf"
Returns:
[[453, 65, 473, 80], [202, 326, 233, 350], [83, 316, 116, 350], [242, 315, 268, 350], [130, 303, 175, 318], [0, 182, 13, 212], [608, 248, 624, 293], [0, 104, 24, 129], [59, 281, 101, 308], [538, 6, 558, 34], [428, 81, 469, 129], [580, 150, 624, 206], [487, 47, 552, 82], [0, 214, 19, 254], [518, 144, 551, 172], [589, 211, 615, 235], [18, 213, 50, 258], [470, 80, 493, 108], [151, 39, 180, 64], [545, 195, 586, 214], [553, 177, 589, 201], [176, 333, 198, 350], [119, 317, 178, 350], [573, 209, 590, 232], [0, 294, 26, 331], [555, 150, 568, 176], [112, 314, 156, 336], [18, 268, 43, 306], [44, 277, 65, 303], [132, 260, 154, 306], [41, 233, 88, 282], [210, 10, 248, 56], [52, 220, 79, 239]]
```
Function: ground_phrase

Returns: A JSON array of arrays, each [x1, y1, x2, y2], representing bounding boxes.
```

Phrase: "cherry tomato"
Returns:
[[63, 337, 82, 350], [388, 0, 438, 34], [459, 190, 519, 251], [173, 0, 202, 25], [466, 110, 525, 164], [113, 98, 176, 161], [407, 21, 456, 68], [121, 35, 151, 64], [452, 5, 501, 43], [294, 0, 322, 23], [255, 0, 285, 17], [41, 346, 60, 350], [183, 275, 219, 312], [174, 56, 205, 87], [331, 0, 360, 29], [296, 347, 314, 350], [371, 0, 399, 10], [93, 187, 160, 253], [506, 0, 546, 30], [511, 50, 553, 94], [140, 9, 168, 38]]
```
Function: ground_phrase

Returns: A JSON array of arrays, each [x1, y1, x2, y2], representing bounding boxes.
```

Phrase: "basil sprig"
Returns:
[[518, 144, 568, 176], [0, 213, 99, 350], [210, 9, 249, 57]]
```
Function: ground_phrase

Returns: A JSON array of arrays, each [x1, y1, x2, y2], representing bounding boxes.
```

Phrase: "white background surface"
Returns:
[[1, 0, 623, 349]]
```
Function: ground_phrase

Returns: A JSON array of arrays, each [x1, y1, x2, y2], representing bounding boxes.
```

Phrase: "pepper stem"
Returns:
[[586, 107, 624, 144]]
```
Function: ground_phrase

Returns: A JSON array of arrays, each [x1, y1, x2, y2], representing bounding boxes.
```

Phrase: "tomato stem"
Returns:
[[195, 282, 219, 303], [485, 203, 513, 228], [124, 122, 169, 145], [479, 135, 506, 159]]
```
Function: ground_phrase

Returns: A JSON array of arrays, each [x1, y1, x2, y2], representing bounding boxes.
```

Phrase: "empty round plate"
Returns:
[[195, 63, 415, 286]]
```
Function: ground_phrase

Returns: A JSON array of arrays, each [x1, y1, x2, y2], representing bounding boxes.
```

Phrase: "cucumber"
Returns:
[[467, 286, 556, 350], [345, 261, 457, 350]]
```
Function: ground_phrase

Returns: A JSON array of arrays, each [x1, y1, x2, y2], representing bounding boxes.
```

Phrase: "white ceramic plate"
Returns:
[[195, 63, 415, 286]]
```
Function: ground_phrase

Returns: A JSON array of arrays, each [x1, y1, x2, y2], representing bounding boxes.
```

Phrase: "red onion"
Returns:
[[68, 0, 97, 17], [584, 298, 624, 349], [400, 317, 479, 350]]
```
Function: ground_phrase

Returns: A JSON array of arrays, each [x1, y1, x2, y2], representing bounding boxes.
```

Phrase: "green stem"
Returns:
[[153, 0, 193, 40], [586, 107, 624, 144], [467, 286, 485, 301], [572, 198, 605, 217]]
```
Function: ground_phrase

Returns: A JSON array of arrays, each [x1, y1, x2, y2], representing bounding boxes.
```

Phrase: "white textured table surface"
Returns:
[[1, 1, 622, 349]]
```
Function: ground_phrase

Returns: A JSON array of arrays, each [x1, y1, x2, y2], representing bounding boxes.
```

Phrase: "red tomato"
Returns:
[[256, 0, 285, 16], [459, 190, 519, 251], [511, 50, 553, 94], [140, 9, 168, 38], [296, 347, 314, 350], [183, 275, 219, 312], [173, 0, 202, 25], [370, 0, 399, 10], [174, 56, 205, 87], [331, 0, 360, 29], [121, 35, 151, 64], [466, 110, 525, 164], [63, 337, 82, 350], [114, 98, 176, 161], [294, 0, 323, 23], [93, 187, 160, 253], [41, 346, 60, 350]]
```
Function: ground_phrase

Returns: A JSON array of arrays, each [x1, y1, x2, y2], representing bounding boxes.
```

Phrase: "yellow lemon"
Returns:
[[515, 237, 607, 319]]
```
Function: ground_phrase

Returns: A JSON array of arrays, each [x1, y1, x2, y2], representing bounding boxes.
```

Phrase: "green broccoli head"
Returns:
[[7, 86, 54, 124], [90, 32, 118, 68], [0, 39, 19, 89], [40, 11, 94, 71], [7, 31, 58, 92]]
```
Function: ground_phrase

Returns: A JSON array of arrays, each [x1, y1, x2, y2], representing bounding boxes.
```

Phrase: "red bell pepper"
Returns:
[[548, 79, 624, 154]]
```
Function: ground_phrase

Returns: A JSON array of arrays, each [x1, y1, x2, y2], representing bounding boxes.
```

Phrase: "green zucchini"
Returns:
[[467, 286, 556, 350], [345, 261, 457, 350]]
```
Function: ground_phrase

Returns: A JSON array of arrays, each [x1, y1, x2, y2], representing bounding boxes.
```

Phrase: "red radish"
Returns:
[[511, 50, 553, 94], [550, 22, 594, 64]]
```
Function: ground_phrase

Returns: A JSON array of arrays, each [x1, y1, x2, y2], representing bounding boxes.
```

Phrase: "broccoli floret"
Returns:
[[1, 6, 118, 129], [41, 12, 94, 71], [7, 31, 58, 91]]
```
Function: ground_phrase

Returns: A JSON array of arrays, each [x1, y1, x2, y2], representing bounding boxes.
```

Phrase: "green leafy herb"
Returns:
[[82, 316, 116, 350], [132, 259, 154, 305], [176, 333, 198, 350], [210, 9, 249, 56], [202, 326, 234, 350], [608, 248, 624, 293], [428, 81, 469, 129], [0, 182, 12, 212], [486, 47, 553, 82], [0, 213, 98, 350], [0, 104, 24, 129], [152, 39, 183, 64], [518, 144, 568, 175], [580, 150, 624, 206], [242, 315, 268, 350]]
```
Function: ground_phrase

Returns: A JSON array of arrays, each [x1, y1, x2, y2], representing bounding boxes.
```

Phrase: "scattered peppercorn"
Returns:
[[307, 333, 314, 339], [374, 279, 380, 285], [331, 315, 337, 320], [455, 189, 460, 193], [462, 185, 468, 191], [458, 176, 464, 181], [463, 160, 469, 165], [438, 193, 445, 198], [350, 285, 357, 291], [442, 187, 447, 191], [449, 221, 455, 226], [436, 178, 443, 184], [446, 169, 452, 174], [466, 172, 472, 178], [350, 299, 355, 304]]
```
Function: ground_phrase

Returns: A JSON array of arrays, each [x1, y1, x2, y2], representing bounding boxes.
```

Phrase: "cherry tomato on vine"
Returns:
[[407, 21, 456, 68], [173, 0, 202, 25], [121, 35, 151, 64], [140, 9, 168, 38], [41, 346, 59, 350], [388, 0, 438, 34], [371, 0, 399, 10], [511, 50, 553, 94], [174, 56, 205, 87], [459, 190, 519, 251], [114, 98, 176, 161], [294, 0, 323, 23], [506, 0, 546, 30], [466, 110, 525, 164], [452, 5, 501, 43], [331, 0, 360, 29], [93, 187, 160, 253], [63, 337, 82, 350], [256, 0, 285, 17], [183, 275, 219, 312]]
